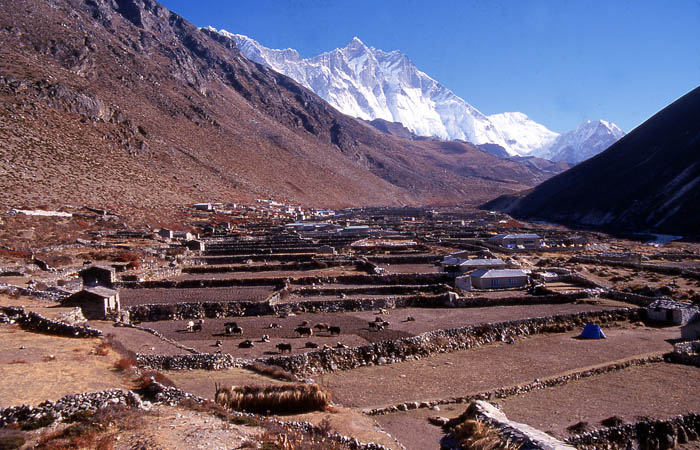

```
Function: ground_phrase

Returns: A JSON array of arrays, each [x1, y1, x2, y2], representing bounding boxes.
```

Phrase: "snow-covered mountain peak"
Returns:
[[533, 119, 625, 163], [216, 32, 545, 155], [347, 36, 366, 48], [211, 30, 624, 161]]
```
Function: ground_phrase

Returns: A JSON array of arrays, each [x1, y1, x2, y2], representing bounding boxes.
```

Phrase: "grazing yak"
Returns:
[[276, 342, 292, 353], [225, 322, 243, 335], [268, 323, 281, 329], [314, 322, 331, 332], [260, 334, 270, 342], [187, 319, 204, 332], [369, 321, 384, 331], [305, 342, 319, 348], [329, 326, 341, 336], [214, 340, 223, 347], [294, 326, 313, 337], [238, 340, 255, 348]]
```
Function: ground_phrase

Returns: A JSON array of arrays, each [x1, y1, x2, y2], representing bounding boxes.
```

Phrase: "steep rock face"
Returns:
[[0, 0, 552, 221], [533, 120, 626, 164], [484, 86, 700, 238]]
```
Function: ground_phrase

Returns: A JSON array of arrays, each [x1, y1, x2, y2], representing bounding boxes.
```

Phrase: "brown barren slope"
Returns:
[[0, 0, 549, 226]]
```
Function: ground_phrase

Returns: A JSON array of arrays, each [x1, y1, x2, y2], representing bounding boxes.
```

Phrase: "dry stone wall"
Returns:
[[0, 389, 141, 428], [259, 309, 640, 376], [668, 340, 700, 367], [367, 355, 664, 415], [567, 413, 700, 449], [126, 291, 591, 322], [127, 300, 274, 322], [137, 308, 641, 376], [0, 306, 102, 338]]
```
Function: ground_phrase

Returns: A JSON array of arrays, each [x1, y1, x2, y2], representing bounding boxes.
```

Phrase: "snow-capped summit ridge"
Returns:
[[210, 29, 624, 161]]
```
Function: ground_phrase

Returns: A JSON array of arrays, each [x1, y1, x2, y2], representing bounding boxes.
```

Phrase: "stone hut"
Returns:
[[79, 265, 116, 288], [455, 275, 472, 291], [158, 228, 174, 239], [647, 299, 699, 325], [62, 286, 120, 320], [316, 245, 336, 255], [186, 240, 205, 251], [442, 258, 507, 273]]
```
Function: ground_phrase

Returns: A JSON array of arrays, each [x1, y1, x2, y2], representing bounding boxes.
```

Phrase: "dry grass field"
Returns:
[[0, 324, 130, 408]]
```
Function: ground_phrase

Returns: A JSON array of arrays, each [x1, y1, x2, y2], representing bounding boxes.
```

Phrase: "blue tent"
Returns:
[[579, 323, 606, 339]]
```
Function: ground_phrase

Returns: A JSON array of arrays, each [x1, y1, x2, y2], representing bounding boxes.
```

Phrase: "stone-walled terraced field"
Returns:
[[137, 302, 630, 358], [322, 324, 679, 409], [497, 362, 700, 440], [119, 286, 276, 306]]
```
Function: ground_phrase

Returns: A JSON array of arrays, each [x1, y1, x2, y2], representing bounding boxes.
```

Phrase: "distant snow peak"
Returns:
[[533, 119, 625, 163], [212, 29, 624, 161]]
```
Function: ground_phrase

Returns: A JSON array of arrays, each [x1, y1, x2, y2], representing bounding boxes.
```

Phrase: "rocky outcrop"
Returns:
[[443, 400, 575, 450]]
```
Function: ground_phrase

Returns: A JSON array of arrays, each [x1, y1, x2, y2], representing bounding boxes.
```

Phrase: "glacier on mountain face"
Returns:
[[211, 28, 623, 161]]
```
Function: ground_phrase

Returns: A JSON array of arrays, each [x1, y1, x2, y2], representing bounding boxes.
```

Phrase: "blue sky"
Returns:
[[159, 0, 699, 133]]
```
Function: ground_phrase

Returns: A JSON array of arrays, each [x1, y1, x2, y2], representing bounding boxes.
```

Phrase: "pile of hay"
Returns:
[[214, 383, 332, 414]]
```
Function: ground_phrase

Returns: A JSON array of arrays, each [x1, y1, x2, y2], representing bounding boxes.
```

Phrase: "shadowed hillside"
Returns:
[[483, 85, 700, 238]]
